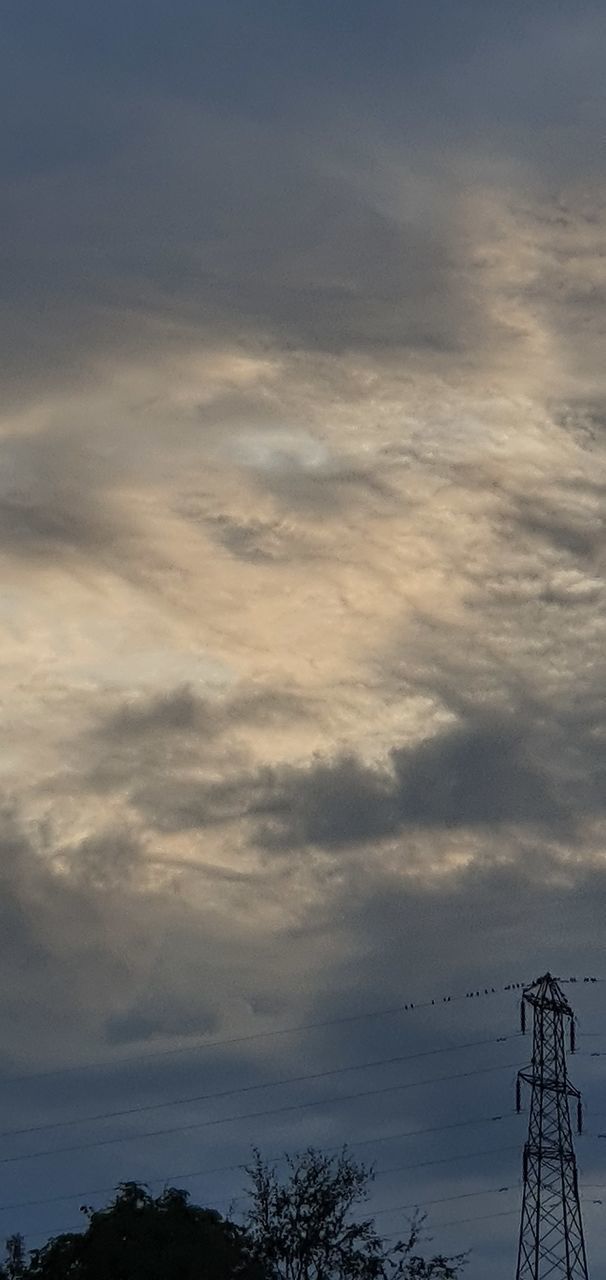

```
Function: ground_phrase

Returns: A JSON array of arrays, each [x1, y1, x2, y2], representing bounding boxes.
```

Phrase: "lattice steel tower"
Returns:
[[515, 973, 589, 1280]]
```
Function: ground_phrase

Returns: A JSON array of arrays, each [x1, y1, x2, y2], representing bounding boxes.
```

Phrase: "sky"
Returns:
[[1, 0, 606, 1273]]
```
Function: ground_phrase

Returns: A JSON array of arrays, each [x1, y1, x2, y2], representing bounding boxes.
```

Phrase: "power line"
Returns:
[[0, 1141, 520, 1216], [19, 1186, 521, 1248], [0, 1103, 520, 1176], [373, 1144, 520, 1179], [209, 1143, 601, 1217], [371, 1183, 518, 1217], [383, 1206, 520, 1237], [3, 980, 531, 1086], [4, 973, 602, 1254], [5, 975, 601, 1089], [558, 979, 603, 986], [380, 1197, 606, 1241], [387, 1184, 606, 1239], [0, 1034, 520, 1142], [33, 1183, 606, 1250], [0, 1061, 523, 1166], [24, 1191, 606, 1252]]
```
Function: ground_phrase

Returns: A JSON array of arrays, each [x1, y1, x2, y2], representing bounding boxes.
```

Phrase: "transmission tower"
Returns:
[[515, 973, 589, 1280]]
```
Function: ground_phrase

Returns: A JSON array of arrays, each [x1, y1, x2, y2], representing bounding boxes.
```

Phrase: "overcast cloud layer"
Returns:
[[1, 2, 606, 1274]]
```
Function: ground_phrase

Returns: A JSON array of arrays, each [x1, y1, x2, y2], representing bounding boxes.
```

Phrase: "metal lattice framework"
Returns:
[[515, 973, 589, 1280]]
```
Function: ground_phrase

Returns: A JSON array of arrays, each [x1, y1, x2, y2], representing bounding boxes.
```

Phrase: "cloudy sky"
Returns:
[[1, 0, 606, 1273]]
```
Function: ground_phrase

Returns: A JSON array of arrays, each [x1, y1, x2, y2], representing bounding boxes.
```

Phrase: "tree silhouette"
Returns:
[[1, 1153, 466, 1279], [2, 1182, 263, 1280], [1, 1235, 27, 1280], [244, 1148, 465, 1280]]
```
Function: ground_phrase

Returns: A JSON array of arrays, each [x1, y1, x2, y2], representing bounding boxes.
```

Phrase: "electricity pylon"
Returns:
[[515, 973, 589, 1280]]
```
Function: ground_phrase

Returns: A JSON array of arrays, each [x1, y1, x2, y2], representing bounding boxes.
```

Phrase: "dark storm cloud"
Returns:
[[392, 722, 559, 829], [76, 683, 312, 798], [63, 831, 142, 893], [504, 475, 605, 566], [515, 505, 599, 563], [4, 784, 601, 1064], [5, 0, 605, 142], [106, 993, 221, 1046], [1, 3, 605, 1269], [551, 403, 606, 459], [254, 753, 400, 849], [302, 838, 606, 1049], [256, 464, 395, 517], [0, 809, 150, 1070], [94, 684, 310, 745], [0, 431, 118, 559], [261, 717, 567, 845], [0, 804, 276, 1066], [98, 687, 217, 741], [6, 785, 595, 1063], [3, 0, 605, 401], [131, 716, 565, 846], [181, 461, 395, 566], [196, 514, 313, 566], [1, 115, 476, 380], [1, 827, 603, 1263], [208, 518, 288, 565]]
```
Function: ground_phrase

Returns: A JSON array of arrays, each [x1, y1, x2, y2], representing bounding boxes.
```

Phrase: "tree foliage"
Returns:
[[2, 1236, 27, 1280], [244, 1148, 465, 1280], [1, 1182, 262, 1280], [1, 1151, 466, 1280]]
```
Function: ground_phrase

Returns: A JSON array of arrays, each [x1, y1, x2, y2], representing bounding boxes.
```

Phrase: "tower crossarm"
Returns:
[[518, 1070, 580, 1099], [524, 1145, 577, 1162]]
